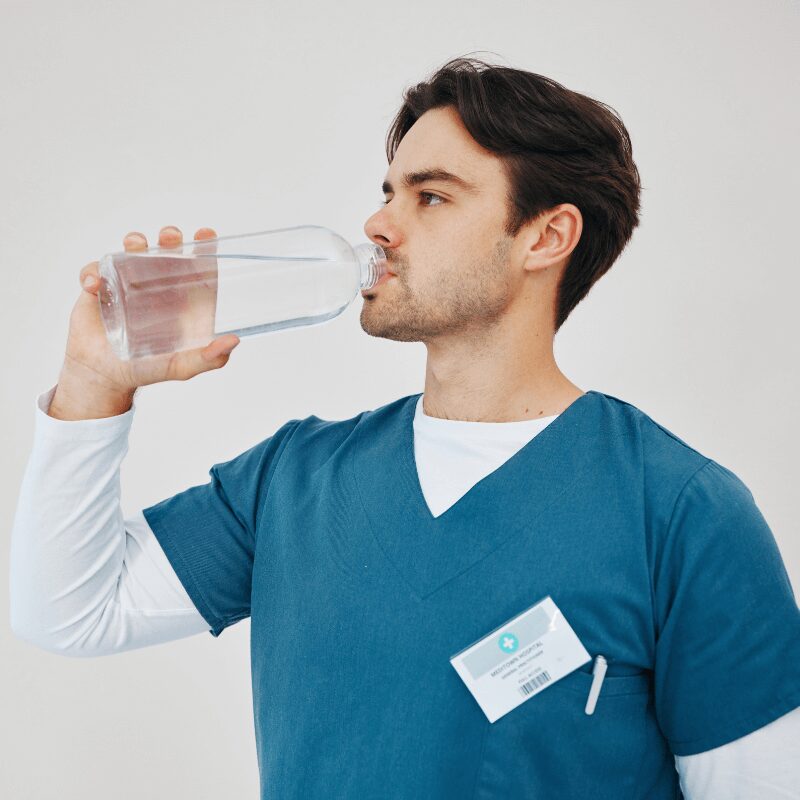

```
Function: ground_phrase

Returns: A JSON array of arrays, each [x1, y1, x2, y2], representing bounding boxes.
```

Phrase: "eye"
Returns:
[[378, 191, 447, 208], [419, 191, 445, 206]]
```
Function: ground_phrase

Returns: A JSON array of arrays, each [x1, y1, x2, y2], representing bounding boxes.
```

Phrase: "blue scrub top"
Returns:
[[143, 389, 800, 799]]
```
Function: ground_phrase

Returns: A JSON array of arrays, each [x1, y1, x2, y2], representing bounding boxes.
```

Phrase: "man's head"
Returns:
[[360, 56, 641, 344]]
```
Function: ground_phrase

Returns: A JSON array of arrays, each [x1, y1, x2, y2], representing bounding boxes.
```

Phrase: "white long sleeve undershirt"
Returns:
[[9, 385, 800, 799]]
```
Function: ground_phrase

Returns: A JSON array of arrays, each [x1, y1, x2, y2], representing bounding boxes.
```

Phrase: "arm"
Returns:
[[10, 224, 242, 654], [9, 385, 211, 657], [675, 706, 800, 799], [653, 460, 800, 754]]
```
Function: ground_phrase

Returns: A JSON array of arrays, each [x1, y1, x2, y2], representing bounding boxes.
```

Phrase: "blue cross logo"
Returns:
[[498, 632, 519, 653]]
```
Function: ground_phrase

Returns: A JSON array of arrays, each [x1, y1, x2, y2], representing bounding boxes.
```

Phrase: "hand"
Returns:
[[67, 225, 241, 394]]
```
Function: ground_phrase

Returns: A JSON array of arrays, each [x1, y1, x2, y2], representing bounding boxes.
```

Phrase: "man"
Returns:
[[10, 56, 800, 799]]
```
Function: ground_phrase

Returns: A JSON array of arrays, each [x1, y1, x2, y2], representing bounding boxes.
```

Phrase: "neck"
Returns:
[[421, 323, 584, 423]]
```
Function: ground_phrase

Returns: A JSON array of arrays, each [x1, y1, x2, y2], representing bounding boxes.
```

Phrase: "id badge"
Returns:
[[449, 595, 590, 723]]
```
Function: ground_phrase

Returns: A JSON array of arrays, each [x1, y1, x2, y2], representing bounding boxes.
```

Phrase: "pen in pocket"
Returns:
[[584, 654, 607, 715]]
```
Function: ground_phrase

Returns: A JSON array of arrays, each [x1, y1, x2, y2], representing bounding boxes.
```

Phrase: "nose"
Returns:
[[363, 206, 401, 254]]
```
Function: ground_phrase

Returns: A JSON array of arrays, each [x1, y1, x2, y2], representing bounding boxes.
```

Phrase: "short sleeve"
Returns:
[[141, 418, 301, 638], [653, 459, 800, 756]]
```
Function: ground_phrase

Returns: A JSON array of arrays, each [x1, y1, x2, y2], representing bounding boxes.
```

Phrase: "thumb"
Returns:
[[165, 335, 240, 381], [198, 334, 240, 369]]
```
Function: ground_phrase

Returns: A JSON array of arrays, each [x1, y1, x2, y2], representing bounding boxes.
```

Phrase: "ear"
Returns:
[[521, 203, 583, 273]]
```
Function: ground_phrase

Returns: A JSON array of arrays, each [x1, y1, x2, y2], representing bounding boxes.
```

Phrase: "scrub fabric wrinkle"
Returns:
[[139, 389, 800, 800]]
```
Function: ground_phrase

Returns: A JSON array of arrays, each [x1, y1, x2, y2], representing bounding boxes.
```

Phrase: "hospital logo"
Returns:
[[498, 632, 518, 653]]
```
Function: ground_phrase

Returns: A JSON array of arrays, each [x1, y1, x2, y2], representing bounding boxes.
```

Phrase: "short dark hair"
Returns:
[[385, 55, 643, 332]]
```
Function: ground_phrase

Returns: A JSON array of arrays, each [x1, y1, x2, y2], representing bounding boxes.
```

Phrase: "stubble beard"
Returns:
[[359, 236, 515, 343]]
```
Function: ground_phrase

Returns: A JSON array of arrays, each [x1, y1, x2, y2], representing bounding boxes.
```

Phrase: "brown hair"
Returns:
[[385, 55, 642, 332]]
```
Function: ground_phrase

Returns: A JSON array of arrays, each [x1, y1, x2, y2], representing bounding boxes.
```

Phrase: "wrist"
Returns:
[[48, 367, 137, 421]]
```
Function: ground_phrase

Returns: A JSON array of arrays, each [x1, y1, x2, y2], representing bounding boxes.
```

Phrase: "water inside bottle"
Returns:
[[103, 249, 360, 360]]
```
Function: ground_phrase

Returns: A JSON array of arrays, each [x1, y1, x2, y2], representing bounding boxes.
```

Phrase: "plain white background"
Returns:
[[2, 1, 798, 797]]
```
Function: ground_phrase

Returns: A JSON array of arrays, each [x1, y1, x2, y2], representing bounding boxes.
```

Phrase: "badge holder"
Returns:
[[449, 595, 591, 723]]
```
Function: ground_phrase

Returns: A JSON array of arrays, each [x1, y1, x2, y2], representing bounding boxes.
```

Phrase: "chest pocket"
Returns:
[[471, 665, 672, 800], [551, 662, 651, 697]]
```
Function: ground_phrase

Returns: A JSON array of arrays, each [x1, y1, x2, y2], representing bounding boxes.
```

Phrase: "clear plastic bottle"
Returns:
[[97, 225, 388, 361]]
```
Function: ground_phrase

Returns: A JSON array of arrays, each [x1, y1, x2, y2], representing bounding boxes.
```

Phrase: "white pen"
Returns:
[[584, 654, 607, 715]]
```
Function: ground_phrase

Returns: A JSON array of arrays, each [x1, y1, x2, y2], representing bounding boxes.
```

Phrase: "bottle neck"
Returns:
[[354, 242, 388, 289]]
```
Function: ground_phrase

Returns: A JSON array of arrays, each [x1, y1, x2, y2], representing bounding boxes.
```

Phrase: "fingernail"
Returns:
[[83, 276, 95, 288]]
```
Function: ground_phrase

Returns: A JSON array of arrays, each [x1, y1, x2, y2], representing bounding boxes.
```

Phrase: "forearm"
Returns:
[[10, 384, 135, 650]]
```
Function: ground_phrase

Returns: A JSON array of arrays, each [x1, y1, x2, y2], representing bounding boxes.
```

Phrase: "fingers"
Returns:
[[203, 334, 240, 362], [167, 334, 241, 381], [123, 232, 148, 252], [158, 226, 183, 249], [79, 261, 100, 295], [83, 223, 221, 331], [121, 226, 184, 252], [122, 227, 217, 253], [192, 226, 219, 260]]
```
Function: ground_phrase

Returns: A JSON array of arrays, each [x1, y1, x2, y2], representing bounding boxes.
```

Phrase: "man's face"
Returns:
[[360, 106, 521, 343]]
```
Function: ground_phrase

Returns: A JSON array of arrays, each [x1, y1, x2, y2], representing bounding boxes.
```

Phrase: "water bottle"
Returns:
[[97, 225, 388, 361]]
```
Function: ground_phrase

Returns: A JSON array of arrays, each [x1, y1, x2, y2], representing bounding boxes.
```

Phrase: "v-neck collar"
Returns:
[[412, 393, 564, 520], [351, 390, 604, 599]]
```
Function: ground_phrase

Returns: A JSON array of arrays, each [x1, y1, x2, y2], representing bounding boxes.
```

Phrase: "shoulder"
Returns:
[[592, 389, 711, 468], [282, 393, 415, 464], [590, 390, 759, 525], [292, 392, 413, 438]]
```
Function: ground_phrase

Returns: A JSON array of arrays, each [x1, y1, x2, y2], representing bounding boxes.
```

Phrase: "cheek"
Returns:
[[407, 229, 487, 291]]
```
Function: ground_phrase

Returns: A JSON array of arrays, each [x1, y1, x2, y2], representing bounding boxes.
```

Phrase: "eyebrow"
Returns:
[[382, 168, 479, 196]]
